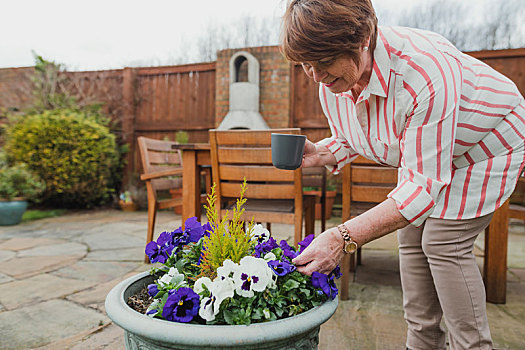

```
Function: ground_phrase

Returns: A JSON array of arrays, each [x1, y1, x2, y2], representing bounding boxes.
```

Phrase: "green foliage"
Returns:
[[199, 181, 255, 278], [0, 161, 45, 201], [30, 53, 77, 112], [3, 109, 120, 207], [22, 209, 67, 221], [175, 130, 189, 144]]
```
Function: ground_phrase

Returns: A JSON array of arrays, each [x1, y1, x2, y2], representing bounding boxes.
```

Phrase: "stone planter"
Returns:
[[0, 199, 28, 226], [106, 271, 338, 350]]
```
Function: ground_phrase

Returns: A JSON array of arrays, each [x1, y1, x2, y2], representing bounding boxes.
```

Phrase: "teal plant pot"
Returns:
[[0, 200, 28, 226], [106, 271, 338, 350]]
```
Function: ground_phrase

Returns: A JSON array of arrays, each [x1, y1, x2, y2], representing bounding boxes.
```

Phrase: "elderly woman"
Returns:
[[281, 0, 525, 349]]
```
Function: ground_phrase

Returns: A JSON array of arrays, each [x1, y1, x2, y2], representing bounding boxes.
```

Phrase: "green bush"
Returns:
[[0, 162, 45, 201], [4, 109, 120, 207]]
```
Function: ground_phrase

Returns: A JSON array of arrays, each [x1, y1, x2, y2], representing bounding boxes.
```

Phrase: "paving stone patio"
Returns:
[[0, 209, 524, 349]]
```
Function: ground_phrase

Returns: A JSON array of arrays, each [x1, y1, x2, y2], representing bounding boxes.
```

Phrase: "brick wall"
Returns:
[[215, 45, 292, 128], [0, 67, 34, 114]]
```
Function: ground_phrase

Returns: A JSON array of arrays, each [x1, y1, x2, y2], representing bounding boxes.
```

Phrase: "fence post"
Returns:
[[122, 67, 137, 187]]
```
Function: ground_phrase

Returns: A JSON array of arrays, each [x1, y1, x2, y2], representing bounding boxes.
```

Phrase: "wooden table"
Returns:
[[171, 143, 211, 227]]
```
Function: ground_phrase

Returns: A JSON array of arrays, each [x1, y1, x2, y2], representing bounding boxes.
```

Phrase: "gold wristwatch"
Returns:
[[337, 224, 358, 254]]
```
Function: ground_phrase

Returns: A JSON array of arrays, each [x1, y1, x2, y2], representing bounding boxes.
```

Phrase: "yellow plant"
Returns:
[[198, 180, 255, 279]]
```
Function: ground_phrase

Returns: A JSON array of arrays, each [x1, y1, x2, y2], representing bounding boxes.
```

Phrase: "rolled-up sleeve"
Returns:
[[388, 54, 460, 226]]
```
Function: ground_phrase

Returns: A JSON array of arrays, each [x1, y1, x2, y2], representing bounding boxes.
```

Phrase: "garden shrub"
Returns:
[[4, 109, 120, 207]]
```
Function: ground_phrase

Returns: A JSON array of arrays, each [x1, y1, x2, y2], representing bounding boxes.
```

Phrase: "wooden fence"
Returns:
[[121, 63, 216, 179], [1, 47, 524, 185], [289, 47, 525, 143]]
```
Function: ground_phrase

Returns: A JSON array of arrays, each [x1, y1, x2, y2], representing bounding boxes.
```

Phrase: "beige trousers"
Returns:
[[398, 214, 494, 350]]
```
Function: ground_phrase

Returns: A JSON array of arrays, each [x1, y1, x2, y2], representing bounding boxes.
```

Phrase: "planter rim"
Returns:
[[106, 271, 338, 346], [0, 197, 27, 202]]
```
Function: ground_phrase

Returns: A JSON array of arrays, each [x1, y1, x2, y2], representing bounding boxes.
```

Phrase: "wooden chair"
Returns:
[[340, 156, 399, 300], [341, 156, 515, 303], [302, 167, 328, 232], [208, 128, 316, 245], [138, 136, 184, 263]]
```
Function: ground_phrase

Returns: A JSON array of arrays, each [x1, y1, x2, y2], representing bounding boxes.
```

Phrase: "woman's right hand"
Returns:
[[301, 140, 336, 168]]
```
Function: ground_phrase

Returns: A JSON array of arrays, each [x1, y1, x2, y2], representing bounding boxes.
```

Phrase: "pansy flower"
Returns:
[[267, 259, 296, 276], [147, 283, 159, 297], [194, 276, 235, 322], [217, 259, 238, 281], [254, 237, 278, 258], [159, 267, 186, 288], [311, 270, 338, 300], [298, 234, 314, 252], [250, 224, 270, 244], [279, 240, 299, 260], [162, 287, 200, 323], [145, 231, 174, 263], [233, 256, 273, 297], [183, 216, 206, 243], [202, 221, 214, 237]]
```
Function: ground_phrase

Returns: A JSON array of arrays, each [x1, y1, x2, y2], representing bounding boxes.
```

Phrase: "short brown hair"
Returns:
[[281, 0, 378, 66]]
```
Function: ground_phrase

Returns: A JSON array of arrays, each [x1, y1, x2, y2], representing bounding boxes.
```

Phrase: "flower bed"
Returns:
[[139, 182, 341, 325]]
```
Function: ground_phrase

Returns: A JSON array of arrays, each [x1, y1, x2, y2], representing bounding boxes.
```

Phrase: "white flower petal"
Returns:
[[217, 259, 238, 280], [250, 224, 270, 243], [194, 277, 212, 294]]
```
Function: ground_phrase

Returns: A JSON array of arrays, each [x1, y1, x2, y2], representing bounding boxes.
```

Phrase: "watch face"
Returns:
[[344, 241, 358, 254]]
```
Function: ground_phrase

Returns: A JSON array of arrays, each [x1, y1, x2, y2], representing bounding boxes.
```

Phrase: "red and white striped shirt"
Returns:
[[318, 26, 525, 226]]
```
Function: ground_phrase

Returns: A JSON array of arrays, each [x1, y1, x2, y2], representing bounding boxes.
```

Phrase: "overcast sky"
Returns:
[[0, 0, 443, 71]]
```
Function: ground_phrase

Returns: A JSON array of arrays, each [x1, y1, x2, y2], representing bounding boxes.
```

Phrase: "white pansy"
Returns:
[[233, 256, 273, 297], [217, 259, 238, 281], [193, 277, 213, 294], [195, 276, 235, 322], [159, 267, 186, 288], [250, 224, 270, 244], [146, 299, 161, 318]]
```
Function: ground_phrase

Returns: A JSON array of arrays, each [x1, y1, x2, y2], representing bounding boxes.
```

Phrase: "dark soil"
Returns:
[[127, 287, 154, 314]]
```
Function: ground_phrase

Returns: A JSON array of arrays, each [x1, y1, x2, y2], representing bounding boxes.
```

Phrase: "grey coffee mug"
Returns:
[[271, 133, 307, 170]]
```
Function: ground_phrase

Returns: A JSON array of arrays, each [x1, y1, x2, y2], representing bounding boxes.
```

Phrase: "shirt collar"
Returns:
[[366, 27, 391, 98]]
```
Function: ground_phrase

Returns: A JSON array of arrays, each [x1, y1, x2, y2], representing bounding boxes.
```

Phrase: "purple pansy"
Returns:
[[267, 259, 296, 276], [298, 234, 314, 252], [184, 217, 205, 243], [330, 265, 342, 279], [202, 221, 214, 237], [147, 283, 159, 297], [254, 237, 278, 258], [162, 287, 200, 323], [145, 240, 171, 264], [312, 271, 338, 300], [279, 240, 299, 260], [170, 217, 207, 248]]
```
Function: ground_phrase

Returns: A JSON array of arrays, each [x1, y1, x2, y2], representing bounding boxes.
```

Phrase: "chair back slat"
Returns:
[[351, 166, 398, 185], [221, 183, 296, 199], [148, 164, 183, 174], [152, 178, 182, 191], [214, 128, 300, 146], [351, 185, 393, 203], [219, 165, 294, 182], [147, 151, 182, 166], [217, 148, 272, 164]]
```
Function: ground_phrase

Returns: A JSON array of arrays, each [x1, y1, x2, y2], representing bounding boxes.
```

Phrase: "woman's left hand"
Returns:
[[292, 228, 345, 275]]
